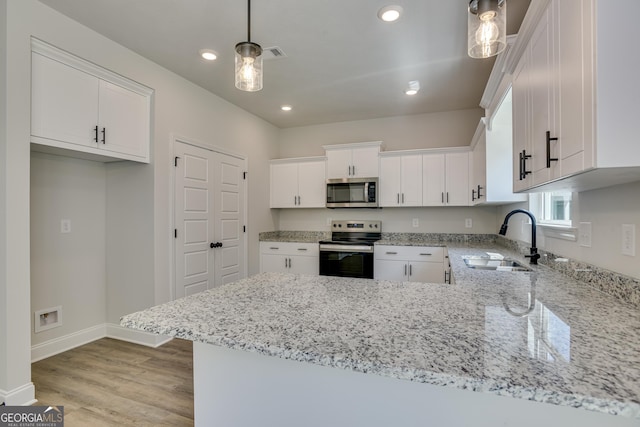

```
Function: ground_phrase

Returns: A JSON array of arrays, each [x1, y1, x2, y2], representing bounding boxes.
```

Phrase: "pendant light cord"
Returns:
[[247, 0, 251, 42]]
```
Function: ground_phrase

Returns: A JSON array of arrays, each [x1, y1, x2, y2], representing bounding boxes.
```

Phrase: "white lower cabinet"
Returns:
[[374, 245, 447, 283], [260, 242, 319, 275]]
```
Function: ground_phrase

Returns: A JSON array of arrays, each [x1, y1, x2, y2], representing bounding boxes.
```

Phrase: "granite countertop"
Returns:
[[121, 244, 640, 420]]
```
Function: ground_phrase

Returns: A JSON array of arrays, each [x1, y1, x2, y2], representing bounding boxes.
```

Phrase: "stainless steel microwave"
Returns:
[[326, 178, 378, 208]]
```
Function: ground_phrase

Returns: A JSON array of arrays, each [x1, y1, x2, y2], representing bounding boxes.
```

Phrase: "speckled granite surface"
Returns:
[[122, 245, 640, 419], [259, 230, 330, 243]]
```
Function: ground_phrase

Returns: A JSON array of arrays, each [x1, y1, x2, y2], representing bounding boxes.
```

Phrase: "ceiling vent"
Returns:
[[262, 46, 287, 60]]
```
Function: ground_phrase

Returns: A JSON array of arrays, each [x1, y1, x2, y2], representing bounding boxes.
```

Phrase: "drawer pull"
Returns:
[[269, 247, 279, 250], [297, 248, 308, 251], [419, 253, 432, 256], [386, 251, 398, 255]]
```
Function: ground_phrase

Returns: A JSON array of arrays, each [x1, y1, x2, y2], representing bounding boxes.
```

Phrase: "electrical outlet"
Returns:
[[579, 222, 592, 248], [412, 218, 419, 228], [61, 219, 71, 234], [326, 217, 332, 226], [465, 218, 472, 229], [622, 224, 636, 256]]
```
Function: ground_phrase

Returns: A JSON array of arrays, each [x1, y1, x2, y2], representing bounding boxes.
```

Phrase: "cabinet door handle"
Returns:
[[446, 192, 449, 203], [477, 185, 483, 199], [285, 258, 288, 268], [289, 258, 292, 268], [522, 150, 531, 177], [441, 192, 444, 203], [348, 165, 352, 176], [397, 193, 400, 204], [402, 193, 405, 203], [471, 189, 476, 201], [445, 270, 450, 284], [94, 126, 99, 143], [101, 127, 106, 144], [546, 131, 559, 168], [409, 264, 412, 276], [404, 264, 407, 276], [519, 151, 524, 180], [352, 165, 356, 176], [298, 195, 301, 205]]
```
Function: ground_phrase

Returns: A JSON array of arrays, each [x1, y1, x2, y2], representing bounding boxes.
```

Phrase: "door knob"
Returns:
[[210, 242, 223, 248]]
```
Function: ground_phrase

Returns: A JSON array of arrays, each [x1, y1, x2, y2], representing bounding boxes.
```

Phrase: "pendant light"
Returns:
[[235, 0, 263, 91], [468, 0, 506, 59]]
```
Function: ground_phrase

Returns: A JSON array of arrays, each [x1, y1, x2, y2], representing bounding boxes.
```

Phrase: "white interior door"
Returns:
[[213, 153, 245, 286], [174, 141, 246, 299]]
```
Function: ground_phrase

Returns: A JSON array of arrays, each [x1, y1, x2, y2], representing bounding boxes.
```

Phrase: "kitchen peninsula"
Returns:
[[121, 245, 640, 426]]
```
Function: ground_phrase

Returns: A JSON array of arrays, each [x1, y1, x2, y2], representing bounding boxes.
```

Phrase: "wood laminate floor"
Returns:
[[31, 337, 194, 426]]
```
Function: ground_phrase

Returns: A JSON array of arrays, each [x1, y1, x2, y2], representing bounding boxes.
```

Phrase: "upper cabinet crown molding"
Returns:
[[480, 35, 517, 115], [31, 38, 153, 97], [321, 141, 383, 151]]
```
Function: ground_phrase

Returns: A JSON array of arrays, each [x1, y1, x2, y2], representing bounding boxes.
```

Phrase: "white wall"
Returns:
[[30, 153, 107, 345], [2, 0, 280, 403], [275, 109, 499, 234], [498, 181, 640, 280], [0, 0, 8, 395]]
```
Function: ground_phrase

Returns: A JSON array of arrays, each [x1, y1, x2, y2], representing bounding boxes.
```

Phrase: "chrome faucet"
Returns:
[[499, 209, 540, 264]]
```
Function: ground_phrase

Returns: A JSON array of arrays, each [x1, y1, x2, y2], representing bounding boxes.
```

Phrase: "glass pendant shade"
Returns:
[[235, 42, 263, 91], [468, 0, 506, 59]]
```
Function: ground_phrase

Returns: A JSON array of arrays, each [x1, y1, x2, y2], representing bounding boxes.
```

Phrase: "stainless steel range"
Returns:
[[319, 220, 381, 279]]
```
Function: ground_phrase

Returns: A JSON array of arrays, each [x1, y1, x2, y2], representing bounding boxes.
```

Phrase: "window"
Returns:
[[532, 191, 573, 227]]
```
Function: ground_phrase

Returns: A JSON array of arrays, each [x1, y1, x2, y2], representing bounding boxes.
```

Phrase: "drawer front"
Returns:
[[260, 241, 319, 257], [375, 245, 444, 263]]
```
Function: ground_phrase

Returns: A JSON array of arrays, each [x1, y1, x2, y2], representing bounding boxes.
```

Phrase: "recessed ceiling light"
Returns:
[[281, 105, 292, 111], [378, 5, 403, 22], [405, 80, 420, 95], [199, 49, 218, 61]]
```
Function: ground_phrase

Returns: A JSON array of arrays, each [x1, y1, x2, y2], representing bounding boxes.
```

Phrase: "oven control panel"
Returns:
[[331, 220, 381, 231]]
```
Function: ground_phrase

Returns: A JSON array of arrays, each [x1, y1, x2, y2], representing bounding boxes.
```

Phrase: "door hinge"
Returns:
[[243, 225, 246, 233], [174, 156, 180, 167], [243, 171, 247, 180], [174, 229, 177, 238]]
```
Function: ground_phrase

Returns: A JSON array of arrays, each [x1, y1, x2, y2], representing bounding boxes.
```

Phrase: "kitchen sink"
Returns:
[[462, 255, 531, 272]]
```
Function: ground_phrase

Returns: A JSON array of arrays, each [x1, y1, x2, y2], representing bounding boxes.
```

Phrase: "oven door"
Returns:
[[319, 244, 374, 279]]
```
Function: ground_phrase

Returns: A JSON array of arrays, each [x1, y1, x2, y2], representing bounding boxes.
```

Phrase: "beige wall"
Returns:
[[277, 109, 483, 157]]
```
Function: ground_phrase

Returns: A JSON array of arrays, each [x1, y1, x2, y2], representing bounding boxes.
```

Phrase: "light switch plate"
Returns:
[[412, 218, 419, 228], [465, 218, 472, 228], [622, 224, 636, 256], [61, 219, 71, 234], [579, 222, 592, 247]]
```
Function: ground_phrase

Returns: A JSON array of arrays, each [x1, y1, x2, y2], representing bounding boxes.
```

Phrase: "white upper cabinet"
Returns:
[[508, 0, 640, 192], [379, 153, 422, 207], [30, 39, 152, 163], [470, 116, 527, 205], [324, 142, 381, 179], [270, 158, 326, 208], [422, 151, 470, 207]]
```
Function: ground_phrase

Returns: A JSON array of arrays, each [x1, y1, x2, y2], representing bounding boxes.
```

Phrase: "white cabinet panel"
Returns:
[[270, 158, 326, 208], [374, 245, 446, 283], [422, 152, 469, 207], [380, 154, 422, 207], [98, 80, 149, 159], [30, 41, 151, 163], [325, 143, 381, 179], [31, 52, 99, 148], [260, 242, 319, 275]]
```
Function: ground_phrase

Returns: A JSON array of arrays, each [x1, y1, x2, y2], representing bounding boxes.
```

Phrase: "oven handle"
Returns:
[[319, 244, 374, 253]]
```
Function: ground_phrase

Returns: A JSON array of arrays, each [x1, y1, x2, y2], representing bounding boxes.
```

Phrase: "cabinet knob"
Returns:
[[210, 242, 223, 248]]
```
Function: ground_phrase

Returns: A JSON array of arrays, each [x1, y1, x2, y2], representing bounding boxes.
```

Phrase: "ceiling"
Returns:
[[38, 0, 530, 129]]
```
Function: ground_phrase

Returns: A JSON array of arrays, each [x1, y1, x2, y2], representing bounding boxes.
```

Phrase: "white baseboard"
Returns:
[[31, 323, 172, 363], [31, 324, 106, 363], [0, 382, 36, 406], [105, 323, 172, 347]]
